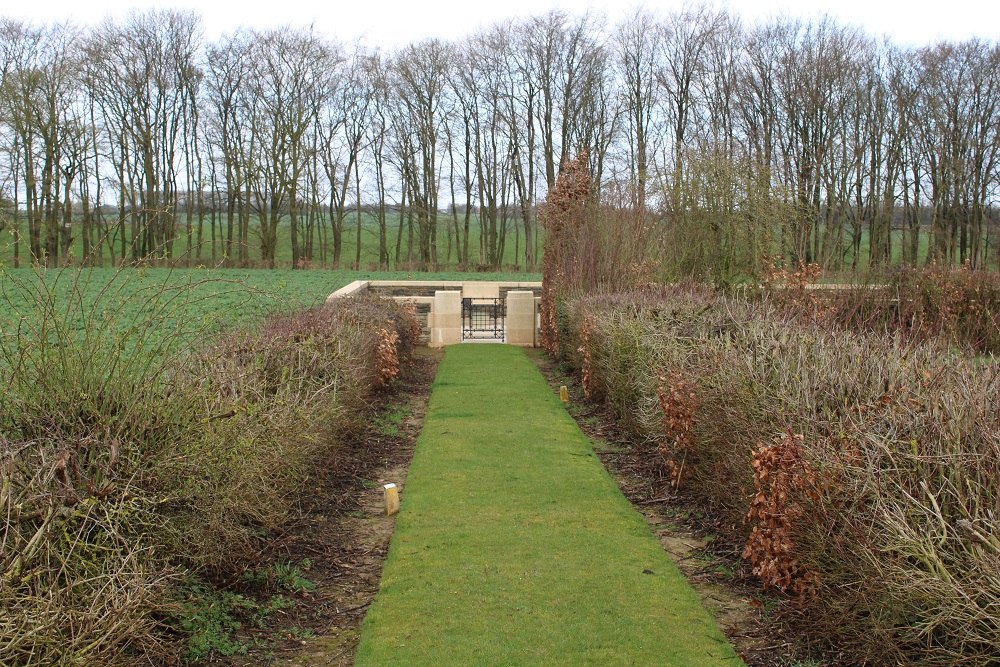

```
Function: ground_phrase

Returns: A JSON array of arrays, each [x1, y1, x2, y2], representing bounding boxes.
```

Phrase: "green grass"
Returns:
[[376, 405, 410, 437], [355, 345, 741, 666], [0, 267, 538, 344], [0, 212, 542, 270]]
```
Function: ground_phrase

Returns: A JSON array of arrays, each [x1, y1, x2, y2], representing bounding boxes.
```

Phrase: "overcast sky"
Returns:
[[4, 0, 998, 49]]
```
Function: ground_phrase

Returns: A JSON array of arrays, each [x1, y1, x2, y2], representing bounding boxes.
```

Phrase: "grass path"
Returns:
[[355, 345, 742, 666]]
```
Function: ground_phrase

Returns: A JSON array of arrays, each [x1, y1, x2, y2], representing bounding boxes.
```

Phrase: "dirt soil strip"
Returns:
[[219, 344, 797, 667], [216, 348, 442, 667], [353, 345, 743, 666]]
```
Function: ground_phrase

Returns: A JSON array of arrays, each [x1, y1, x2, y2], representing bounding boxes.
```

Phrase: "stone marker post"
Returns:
[[429, 290, 462, 347], [506, 290, 537, 347]]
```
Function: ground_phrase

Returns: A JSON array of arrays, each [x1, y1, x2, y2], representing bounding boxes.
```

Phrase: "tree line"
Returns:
[[1, 7, 998, 274]]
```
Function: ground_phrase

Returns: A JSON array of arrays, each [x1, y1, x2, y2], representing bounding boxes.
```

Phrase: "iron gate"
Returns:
[[462, 298, 506, 341]]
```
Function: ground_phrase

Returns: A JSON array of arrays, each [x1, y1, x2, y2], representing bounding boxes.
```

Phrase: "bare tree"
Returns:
[[2, 7, 998, 274], [204, 30, 254, 264], [656, 4, 729, 213], [234, 27, 338, 268], [84, 9, 202, 263], [391, 39, 452, 269], [0, 20, 82, 265], [614, 9, 660, 209], [913, 41, 1000, 266]]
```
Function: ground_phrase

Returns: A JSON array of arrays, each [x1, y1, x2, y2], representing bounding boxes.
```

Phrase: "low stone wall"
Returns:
[[324, 280, 370, 301], [505, 291, 538, 347], [325, 280, 542, 348], [367, 280, 542, 300], [408, 298, 434, 345]]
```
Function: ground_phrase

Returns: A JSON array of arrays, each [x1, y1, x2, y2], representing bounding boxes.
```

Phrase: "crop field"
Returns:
[[0, 266, 537, 343], [0, 213, 541, 271]]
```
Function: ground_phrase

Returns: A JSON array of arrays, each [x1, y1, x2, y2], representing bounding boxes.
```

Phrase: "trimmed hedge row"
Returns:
[[1, 286, 420, 666], [560, 284, 1000, 666]]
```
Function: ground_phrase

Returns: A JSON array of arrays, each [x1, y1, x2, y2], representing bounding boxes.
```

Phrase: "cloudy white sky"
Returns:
[[5, 0, 998, 48]]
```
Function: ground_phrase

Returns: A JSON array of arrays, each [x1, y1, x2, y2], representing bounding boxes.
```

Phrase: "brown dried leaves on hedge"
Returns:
[[561, 282, 1000, 666]]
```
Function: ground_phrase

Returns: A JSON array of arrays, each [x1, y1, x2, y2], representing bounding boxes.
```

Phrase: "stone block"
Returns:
[[429, 290, 462, 347], [506, 290, 537, 347], [462, 281, 500, 299]]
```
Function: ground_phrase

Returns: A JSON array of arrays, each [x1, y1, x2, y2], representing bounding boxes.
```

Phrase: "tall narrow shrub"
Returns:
[[538, 152, 594, 357]]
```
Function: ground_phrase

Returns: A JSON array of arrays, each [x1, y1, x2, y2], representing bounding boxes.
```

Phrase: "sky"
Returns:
[[4, 0, 998, 49]]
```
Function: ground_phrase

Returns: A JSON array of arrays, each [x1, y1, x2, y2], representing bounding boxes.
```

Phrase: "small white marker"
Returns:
[[384, 483, 400, 516]]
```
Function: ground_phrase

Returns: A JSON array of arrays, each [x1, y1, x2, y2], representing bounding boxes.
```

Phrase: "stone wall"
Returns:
[[325, 280, 542, 348]]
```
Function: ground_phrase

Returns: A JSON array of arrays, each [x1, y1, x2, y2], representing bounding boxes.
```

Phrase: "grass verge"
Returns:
[[355, 345, 741, 666]]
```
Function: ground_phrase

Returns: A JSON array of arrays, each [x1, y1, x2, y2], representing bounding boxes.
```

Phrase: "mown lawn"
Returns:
[[355, 345, 741, 666]]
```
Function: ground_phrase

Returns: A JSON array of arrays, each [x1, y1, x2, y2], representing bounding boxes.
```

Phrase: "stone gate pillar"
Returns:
[[506, 291, 537, 347], [429, 290, 462, 347]]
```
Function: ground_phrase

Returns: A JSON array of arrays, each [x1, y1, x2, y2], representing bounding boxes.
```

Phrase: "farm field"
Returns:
[[0, 266, 538, 341], [0, 212, 542, 271], [7, 210, 994, 278]]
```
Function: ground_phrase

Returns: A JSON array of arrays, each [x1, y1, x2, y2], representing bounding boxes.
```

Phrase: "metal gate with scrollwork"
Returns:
[[462, 298, 505, 341]]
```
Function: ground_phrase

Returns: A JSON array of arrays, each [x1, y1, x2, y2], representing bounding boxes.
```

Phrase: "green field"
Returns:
[[355, 345, 741, 666], [0, 266, 537, 324], [0, 266, 538, 370], [5, 209, 986, 281], [0, 212, 542, 271]]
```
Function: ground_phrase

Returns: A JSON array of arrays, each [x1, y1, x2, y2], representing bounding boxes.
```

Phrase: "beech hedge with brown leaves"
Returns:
[[560, 283, 1000, 667]]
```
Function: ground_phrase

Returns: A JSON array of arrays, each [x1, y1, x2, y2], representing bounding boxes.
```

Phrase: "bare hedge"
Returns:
[[561, 284, 1000, 666], [1, 285, 420, 666]]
